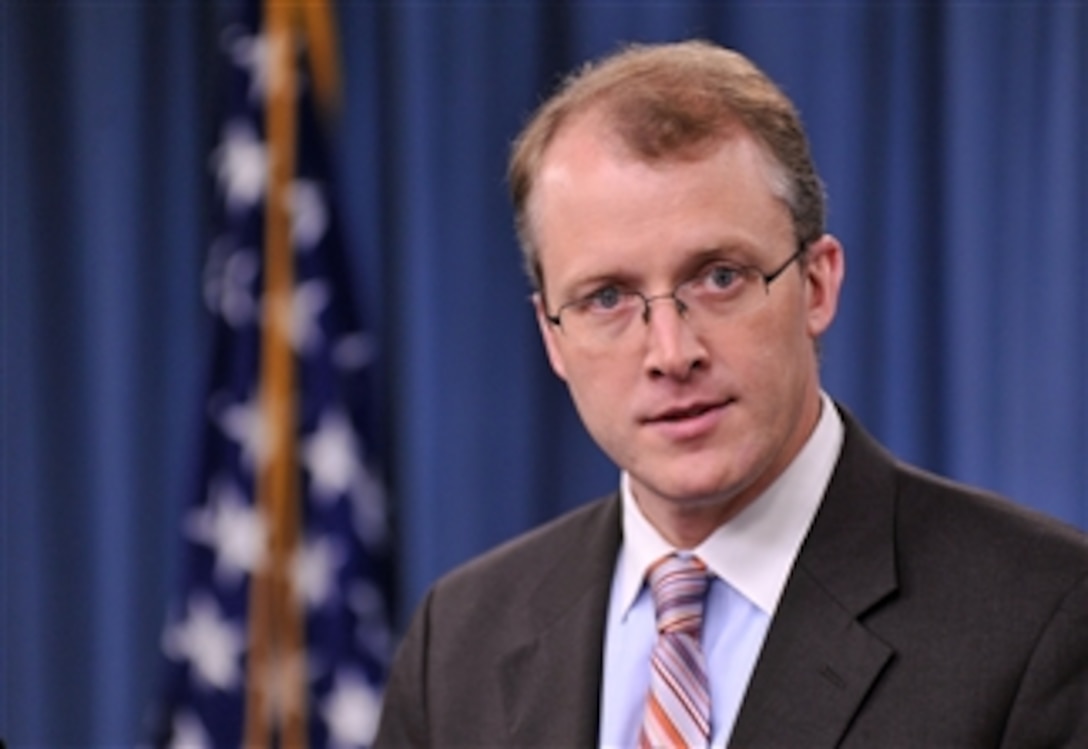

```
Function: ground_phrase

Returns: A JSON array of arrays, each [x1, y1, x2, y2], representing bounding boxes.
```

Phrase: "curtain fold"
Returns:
[[4, 2, 1085, 745]]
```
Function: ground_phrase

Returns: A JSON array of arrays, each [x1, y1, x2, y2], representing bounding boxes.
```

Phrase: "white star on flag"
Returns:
[[225, 28, 288, 104], [212, 119, 267, 214], [349, 459, 389, 547], [167, 710, 211, 749], [303, 407, 361, 501], [290, 279, 331, 354], [332, 331, 378, 371], [322, 669, 384, 748], [289, 179, 329, 250], [186, 478, 268, 584], [216, 392, 272, 469], [204, 241, 260, 328], [163, 594, 246, 692], [291, 535, 345, 609]]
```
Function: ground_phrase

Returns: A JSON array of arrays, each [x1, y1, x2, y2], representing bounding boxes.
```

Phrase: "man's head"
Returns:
[[509, 40, 826, 293], [509, 41, 844, 546]]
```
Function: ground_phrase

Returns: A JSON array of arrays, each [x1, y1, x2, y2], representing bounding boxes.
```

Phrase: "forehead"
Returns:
[[530, 118, 793, 290]]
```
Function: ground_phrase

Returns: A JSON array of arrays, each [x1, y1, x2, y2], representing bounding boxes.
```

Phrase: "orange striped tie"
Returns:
[[638, 554, 711, 749]]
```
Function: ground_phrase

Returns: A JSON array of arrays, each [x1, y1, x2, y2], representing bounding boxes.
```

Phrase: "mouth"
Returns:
[[641, 399, 730, 442], [651, 401, 723, 422]]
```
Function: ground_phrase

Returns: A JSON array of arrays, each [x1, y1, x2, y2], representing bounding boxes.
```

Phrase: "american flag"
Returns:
[[154, 2, 392, 746]]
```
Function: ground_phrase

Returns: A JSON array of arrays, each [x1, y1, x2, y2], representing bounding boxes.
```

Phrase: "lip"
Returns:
[[642, 398, 732, 441]]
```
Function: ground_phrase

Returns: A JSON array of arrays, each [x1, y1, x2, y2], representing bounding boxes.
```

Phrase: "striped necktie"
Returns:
[[639, 553, 711, 749]]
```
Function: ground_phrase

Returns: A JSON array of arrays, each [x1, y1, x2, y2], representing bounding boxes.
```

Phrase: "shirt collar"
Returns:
[[616, 392, 844, 617]]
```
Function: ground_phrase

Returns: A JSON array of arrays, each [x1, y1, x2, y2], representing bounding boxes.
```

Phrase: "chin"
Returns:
[[648, 468, 746, 507]]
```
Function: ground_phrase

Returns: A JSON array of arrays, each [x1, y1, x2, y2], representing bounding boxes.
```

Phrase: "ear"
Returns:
[[803, 234, 845, 338], [533, 292, 569, 381]]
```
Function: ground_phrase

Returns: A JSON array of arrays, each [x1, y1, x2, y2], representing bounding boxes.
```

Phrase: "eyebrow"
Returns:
[[688, 243, 760, 264], [668, 245, 761, 282], [557, 241, 762, 300], [560, 268, 640, 302]]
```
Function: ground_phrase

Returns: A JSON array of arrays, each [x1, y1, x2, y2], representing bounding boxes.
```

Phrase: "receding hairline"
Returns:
[[508, 40, 823, 290]]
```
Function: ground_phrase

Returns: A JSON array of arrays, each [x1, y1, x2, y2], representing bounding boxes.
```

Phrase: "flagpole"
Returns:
[[245, 1, 308, 746]]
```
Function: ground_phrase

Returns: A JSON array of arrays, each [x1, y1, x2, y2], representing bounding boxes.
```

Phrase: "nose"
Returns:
[[641, 295, 707, 380], [639, 291, 688, 323]]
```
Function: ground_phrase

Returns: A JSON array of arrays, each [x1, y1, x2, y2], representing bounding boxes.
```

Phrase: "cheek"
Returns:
[[564, 351, 630, 399], [559, 352, 637, 431], [734, 303, 803, 361], [727, 303, 816, 396]]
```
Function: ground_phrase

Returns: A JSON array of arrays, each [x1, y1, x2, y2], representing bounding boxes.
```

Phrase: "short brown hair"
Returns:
[[508, 40, 826, 290]]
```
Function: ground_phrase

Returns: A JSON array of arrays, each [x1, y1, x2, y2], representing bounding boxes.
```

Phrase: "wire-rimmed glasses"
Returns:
[[544, 243, 808, 347]]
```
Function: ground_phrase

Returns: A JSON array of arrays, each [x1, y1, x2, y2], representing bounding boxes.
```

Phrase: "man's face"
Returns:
[[529, 119, 844, 543]]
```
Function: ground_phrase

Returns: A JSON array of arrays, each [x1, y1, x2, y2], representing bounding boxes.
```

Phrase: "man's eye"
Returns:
[[707, 264, 742, 289], [585, 286, 624, 310]]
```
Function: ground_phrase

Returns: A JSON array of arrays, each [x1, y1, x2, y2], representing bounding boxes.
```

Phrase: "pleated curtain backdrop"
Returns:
[[3, 2, 1085, 745]]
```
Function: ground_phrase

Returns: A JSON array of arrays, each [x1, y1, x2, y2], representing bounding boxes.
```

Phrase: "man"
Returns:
[[375, 41, 1088, 748]]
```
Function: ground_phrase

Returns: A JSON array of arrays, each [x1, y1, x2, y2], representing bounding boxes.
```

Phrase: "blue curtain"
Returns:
[[4, 2, 1085, 746]]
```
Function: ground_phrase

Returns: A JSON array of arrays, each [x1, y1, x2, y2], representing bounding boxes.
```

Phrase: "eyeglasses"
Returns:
[[544, 243, 807, 347]]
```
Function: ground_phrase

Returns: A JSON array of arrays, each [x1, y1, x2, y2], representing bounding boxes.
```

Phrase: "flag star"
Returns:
[[203, 242, 260, 327], [217, 393, 272, 469], [291, 536, 344, 609], [211, 119, 267, 213], [332, 332, 377, 371], [322, 670, 383, 748], [163, 594, 246, 692], [187, 478, 267, 583], [303, 408, 360, 501], [349, 460, 389, 547], [289, 179, 329, 250], [167, 710, 211, 749], [290, 279, 330, 353], [225, 28, 289, 103]]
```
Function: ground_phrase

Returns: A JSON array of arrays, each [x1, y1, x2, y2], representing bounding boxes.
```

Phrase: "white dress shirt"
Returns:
[[599, 394, 844, 748]]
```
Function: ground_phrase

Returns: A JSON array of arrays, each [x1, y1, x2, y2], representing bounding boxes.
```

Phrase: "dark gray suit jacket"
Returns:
[[375, 411, 1088, 747]]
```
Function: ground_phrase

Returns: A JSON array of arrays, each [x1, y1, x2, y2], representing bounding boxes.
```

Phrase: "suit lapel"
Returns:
[[730, 409, 900, 748], [499, 497, 622, 747]]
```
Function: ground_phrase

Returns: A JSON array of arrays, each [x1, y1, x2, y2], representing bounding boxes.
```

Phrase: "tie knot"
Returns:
[[647, 554, 709, 635]]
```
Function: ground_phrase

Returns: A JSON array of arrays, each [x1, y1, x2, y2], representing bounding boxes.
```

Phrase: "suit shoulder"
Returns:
[[835, 406, 1087, 572], [895, 461, 1088, 579], [434, 494, 620, 595]]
